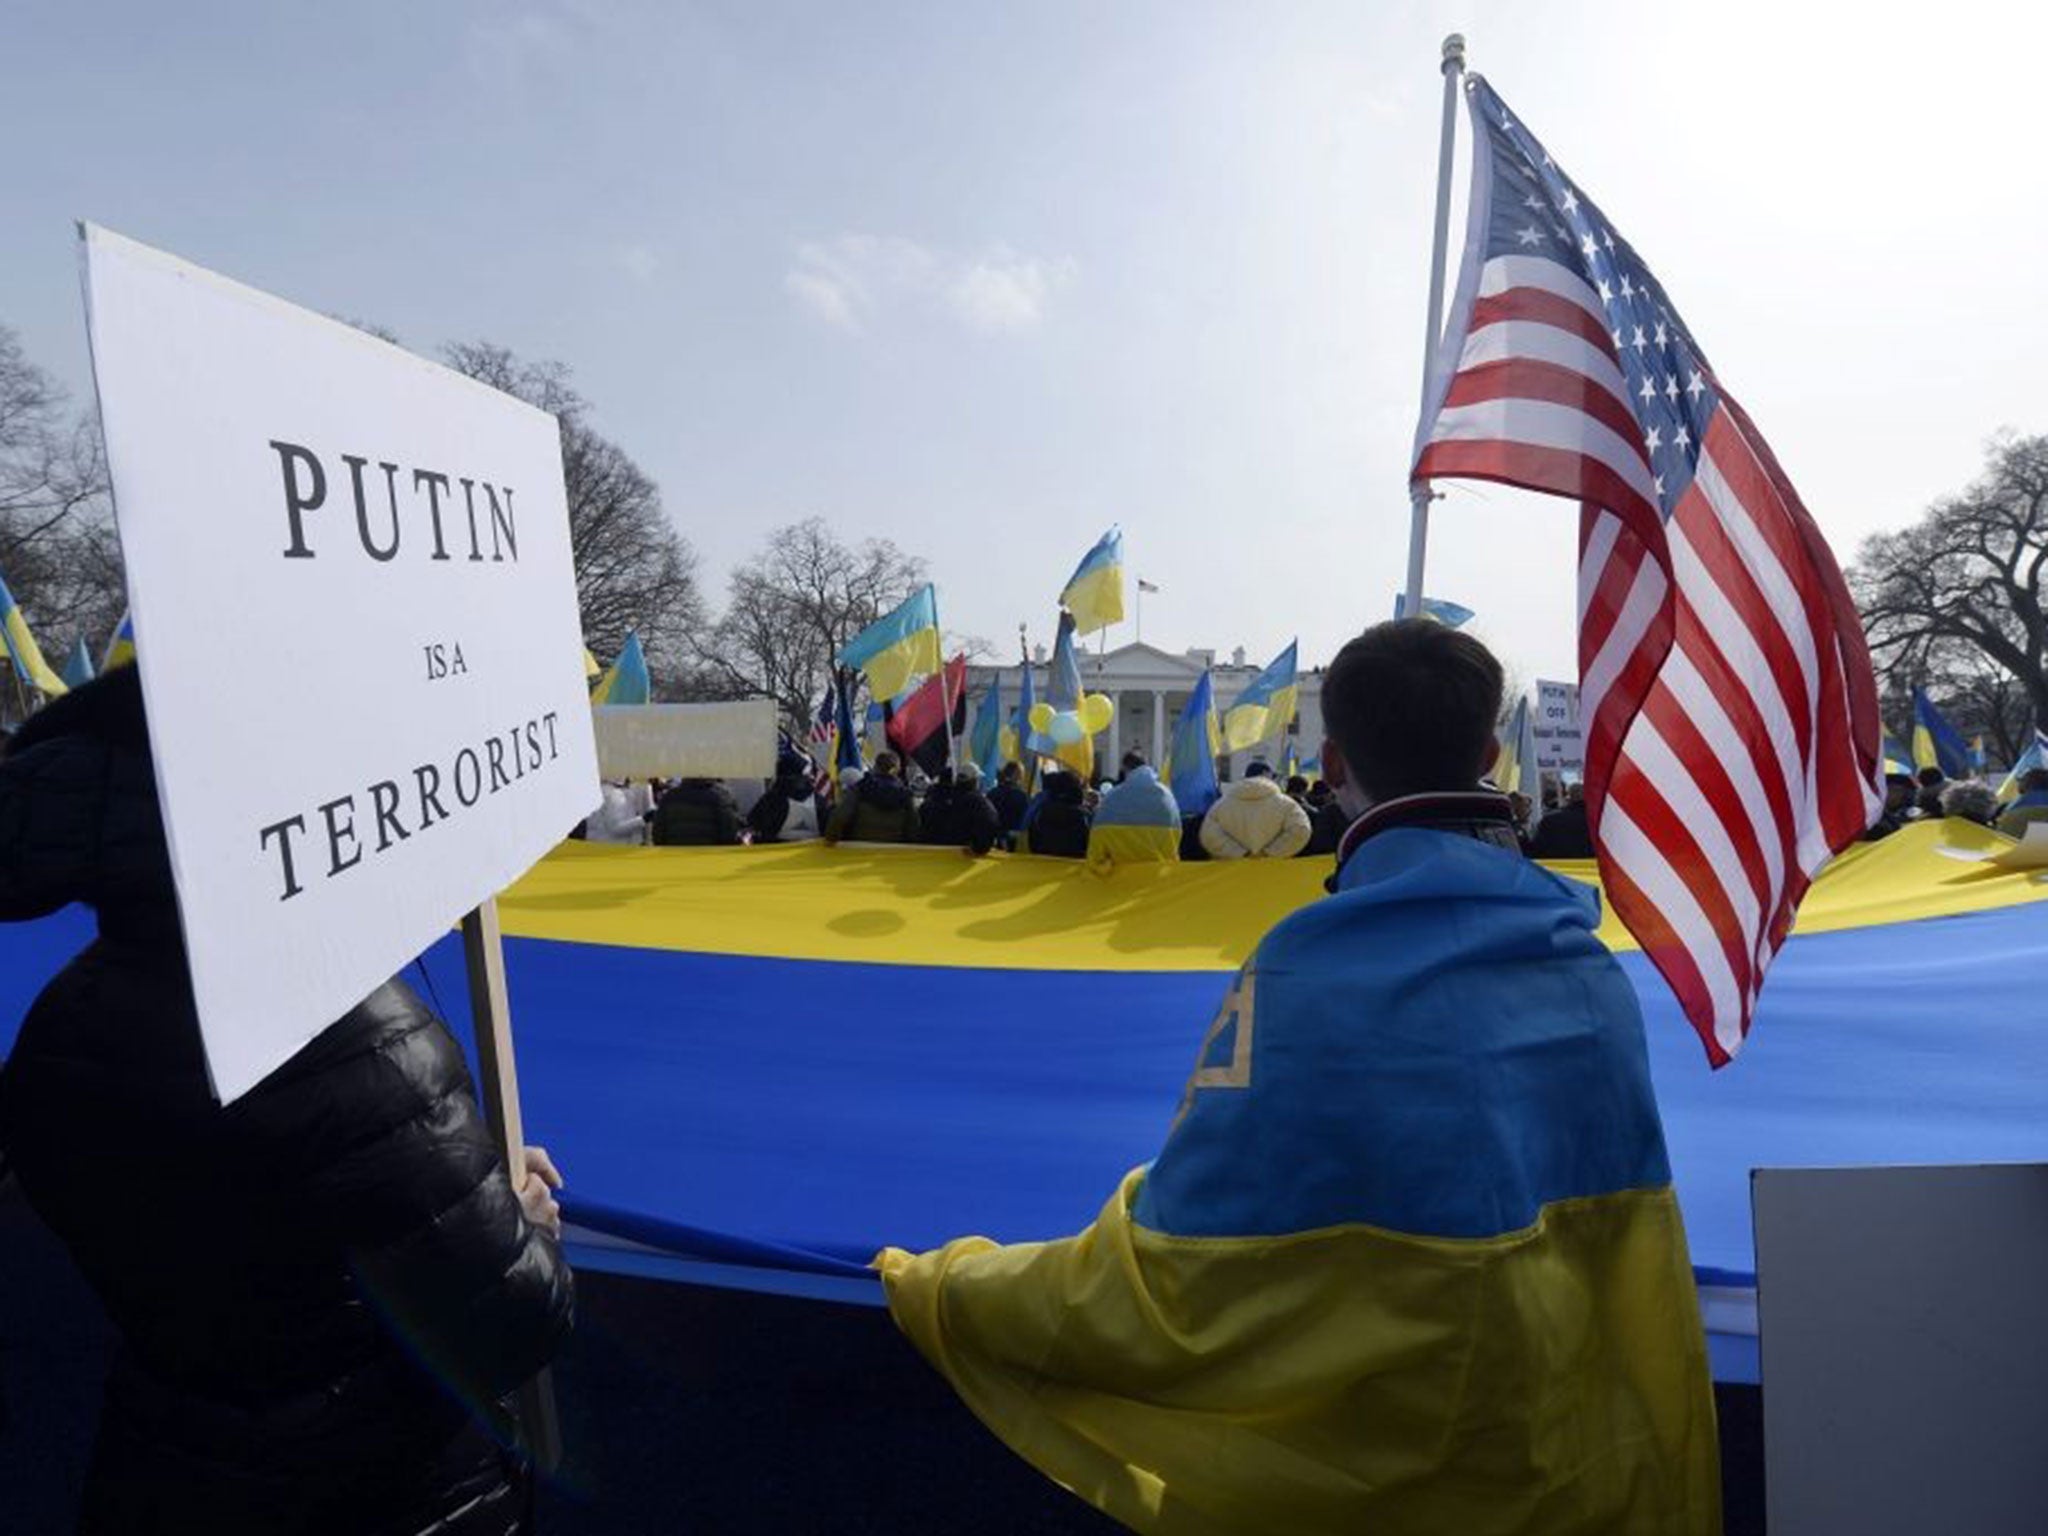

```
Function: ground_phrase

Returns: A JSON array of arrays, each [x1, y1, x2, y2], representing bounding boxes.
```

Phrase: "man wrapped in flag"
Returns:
[[880, 620, 1719, 1535]]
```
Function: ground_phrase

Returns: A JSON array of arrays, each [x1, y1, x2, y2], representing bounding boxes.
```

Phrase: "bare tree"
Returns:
[[0, 323, 122, 658], [439, 341, 705, 690], [1851, 432, 2048, 753], [696, 518, 929, 729]]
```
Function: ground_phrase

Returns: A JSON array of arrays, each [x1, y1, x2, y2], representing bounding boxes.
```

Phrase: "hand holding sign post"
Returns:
[[81, 225, 596, 1462]]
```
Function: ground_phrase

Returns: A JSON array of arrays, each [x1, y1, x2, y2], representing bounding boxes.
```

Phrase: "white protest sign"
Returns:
[[82, 226, 598, 1101], [594, 701, 778, 781], [1533, 678, 1584, 775]]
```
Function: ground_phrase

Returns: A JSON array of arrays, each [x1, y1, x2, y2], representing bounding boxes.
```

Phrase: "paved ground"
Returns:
[[1, 1183, 1763, 1532]]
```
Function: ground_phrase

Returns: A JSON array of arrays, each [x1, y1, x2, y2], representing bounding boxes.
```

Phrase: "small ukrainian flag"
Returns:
[[0, 566, 67, 697], [1059, 527, 1125, 637], [1221, 640, 1298, 754], [838, 584, 943, 702]]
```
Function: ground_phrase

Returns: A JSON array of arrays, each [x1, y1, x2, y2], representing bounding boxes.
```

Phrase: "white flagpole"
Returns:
[[1402, 32, 1467, 620]]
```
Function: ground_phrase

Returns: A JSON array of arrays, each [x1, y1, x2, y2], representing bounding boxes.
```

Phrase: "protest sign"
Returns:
[[82, 225, 598, 1101], [594, 700, 778, 781], [1533, 678, 1584, 776]]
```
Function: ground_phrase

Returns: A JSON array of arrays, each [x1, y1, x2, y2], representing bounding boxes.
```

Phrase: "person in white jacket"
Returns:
[[1200, 760, 1312, 859]]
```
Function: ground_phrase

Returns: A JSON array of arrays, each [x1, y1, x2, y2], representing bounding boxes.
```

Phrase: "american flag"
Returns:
[[1413, 75, 1884, 1065]]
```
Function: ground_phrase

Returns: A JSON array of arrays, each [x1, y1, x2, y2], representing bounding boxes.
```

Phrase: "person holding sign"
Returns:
[[0, 669, 574, 1536]]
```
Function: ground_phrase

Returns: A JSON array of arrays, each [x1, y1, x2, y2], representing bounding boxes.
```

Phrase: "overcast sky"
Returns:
[[4, 1, 2042, 685]]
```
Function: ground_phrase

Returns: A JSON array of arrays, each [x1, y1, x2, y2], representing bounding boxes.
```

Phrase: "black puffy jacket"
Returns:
[[650, 778, 744, 846], [918, 781, 1002, 856], [0, 669, 572, 1536]]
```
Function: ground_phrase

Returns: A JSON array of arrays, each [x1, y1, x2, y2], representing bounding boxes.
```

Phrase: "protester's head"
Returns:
[[874, 751, 902, 780], [1509, 790, 1533, 824], [1042, 769, 1083, 804], [1244, 759, 1274, 780], [2023, 768, 2048, 796], [1565, 781, 1585, 804], [1319, 619, 1503, 809], [1120, 749, 1148, 777], [956, 763, 982, 789], [1917, 766, 1945, 789], [1285, 774, 1310, 799], [999, 761, 1023, 786], [1939, 780, 1999, 826], [1884, 772, 1916, 812], [1306, 780, 1334, 808]]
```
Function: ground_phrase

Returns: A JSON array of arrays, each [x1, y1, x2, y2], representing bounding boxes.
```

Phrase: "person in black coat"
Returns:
[[987, 763, 1030, 845], [1022, 770, 1091, 859], [650, 776, 744, 845], [0, 668, 573, 1536], [919, 767, 1003, 857], [1526, 785, 1595, 859]]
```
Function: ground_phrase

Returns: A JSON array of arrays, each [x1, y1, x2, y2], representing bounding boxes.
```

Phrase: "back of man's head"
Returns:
[[1321, 619, 1504, 803], [1917, 766, 1945, 788], [874, 751, 902, 779], [999, 762, 1022, 784]]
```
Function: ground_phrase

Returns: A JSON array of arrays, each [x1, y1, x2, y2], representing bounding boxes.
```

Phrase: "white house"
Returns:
[[967, 642, 1324, 782]]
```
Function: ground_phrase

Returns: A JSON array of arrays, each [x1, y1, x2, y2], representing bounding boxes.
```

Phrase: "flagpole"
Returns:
[[1402, 32, 1466, 620]]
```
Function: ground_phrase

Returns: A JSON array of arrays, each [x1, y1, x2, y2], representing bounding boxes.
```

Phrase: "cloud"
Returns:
[[617, 243, 661, 283], [946, 252, 1077, 334], [785, 236, 1074, 337]]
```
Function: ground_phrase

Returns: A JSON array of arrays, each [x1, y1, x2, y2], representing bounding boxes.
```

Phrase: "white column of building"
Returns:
[[1151, 691, 1165, 763]]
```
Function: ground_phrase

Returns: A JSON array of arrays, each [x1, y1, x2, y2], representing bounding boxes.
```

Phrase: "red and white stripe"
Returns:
[[1418, 254, 1883, 1064]]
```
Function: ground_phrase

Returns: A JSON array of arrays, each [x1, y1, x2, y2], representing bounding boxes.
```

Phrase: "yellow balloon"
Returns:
[[1029, 702, 1056, 732], [1079, 693, 1116, 734]]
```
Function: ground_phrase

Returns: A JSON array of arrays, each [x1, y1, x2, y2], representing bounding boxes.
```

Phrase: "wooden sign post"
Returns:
[[462, 897, 564, 1472]]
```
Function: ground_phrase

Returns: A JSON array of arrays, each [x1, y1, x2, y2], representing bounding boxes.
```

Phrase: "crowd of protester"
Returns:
[[574, 730, 2046, 867], [5, 620, 2043, 1534]]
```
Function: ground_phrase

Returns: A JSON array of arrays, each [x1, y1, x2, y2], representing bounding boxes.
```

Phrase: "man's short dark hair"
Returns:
[[1322, 620, 1505, 801], [999, 761, 1023, 783], [1917, 766, 1945, 787], [874, 751, 901, 777]]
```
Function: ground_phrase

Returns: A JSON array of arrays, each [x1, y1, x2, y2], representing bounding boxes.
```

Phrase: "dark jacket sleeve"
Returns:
[[247, 985, 574, 1405], [0, 736, 163, 922]]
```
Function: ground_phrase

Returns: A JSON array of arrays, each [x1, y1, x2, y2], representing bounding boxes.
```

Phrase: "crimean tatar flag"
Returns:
[[1220, 641, 1298, 754], [1059, 527, 1125, 637], [0, 566, 67, 697], [838, 584, 943, 703], [1412, 74, 1883, 1065]]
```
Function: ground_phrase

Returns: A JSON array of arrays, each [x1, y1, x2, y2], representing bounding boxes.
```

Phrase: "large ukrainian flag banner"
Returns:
[[6, 826, 2047, 1429], [0, 567, 67, 697]]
